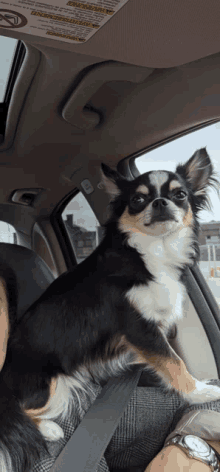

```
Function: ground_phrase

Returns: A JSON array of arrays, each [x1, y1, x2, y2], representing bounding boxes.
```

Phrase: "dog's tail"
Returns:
[[0, 377, 49, 472]]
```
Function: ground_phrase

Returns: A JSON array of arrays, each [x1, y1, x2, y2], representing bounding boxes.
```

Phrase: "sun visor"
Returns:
[[0, 1, 130, 45], [1, 1, 220, 68]]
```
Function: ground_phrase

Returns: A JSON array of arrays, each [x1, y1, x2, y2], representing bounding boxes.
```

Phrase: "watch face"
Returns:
[[184, 436, 209, 455]]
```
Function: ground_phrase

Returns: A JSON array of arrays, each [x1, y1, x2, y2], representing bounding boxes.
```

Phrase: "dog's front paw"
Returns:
[[39, 419, 64, 441], [185, 379, 220, 404]]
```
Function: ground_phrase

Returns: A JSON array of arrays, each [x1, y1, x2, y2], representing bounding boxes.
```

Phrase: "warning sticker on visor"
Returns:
[[0, 0, 129, 44]]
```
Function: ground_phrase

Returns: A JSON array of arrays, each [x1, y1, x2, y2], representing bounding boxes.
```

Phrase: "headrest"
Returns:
[[0, 243, 55, 321]]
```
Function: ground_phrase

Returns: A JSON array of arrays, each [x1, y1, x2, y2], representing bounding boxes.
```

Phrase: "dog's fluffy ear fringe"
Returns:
[[100, 163, 123, 200], [176, 147, 220, 212]]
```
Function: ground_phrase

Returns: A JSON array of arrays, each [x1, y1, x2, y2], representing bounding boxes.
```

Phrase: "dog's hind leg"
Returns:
[[25, 378, 65, 441], [25, 373, 89, 442]]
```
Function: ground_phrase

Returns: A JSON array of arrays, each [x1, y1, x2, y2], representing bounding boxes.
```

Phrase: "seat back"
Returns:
[[0, 243, 55, 321]]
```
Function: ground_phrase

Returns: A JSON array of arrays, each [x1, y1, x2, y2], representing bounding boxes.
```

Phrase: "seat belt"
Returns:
[[49, 365, 142, 472]]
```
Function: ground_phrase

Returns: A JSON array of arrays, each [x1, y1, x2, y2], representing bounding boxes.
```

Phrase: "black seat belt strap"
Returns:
[[50, 365, 142, 472]]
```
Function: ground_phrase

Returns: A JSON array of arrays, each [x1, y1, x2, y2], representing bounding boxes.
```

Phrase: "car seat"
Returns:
[[0, 242, 55, 321]]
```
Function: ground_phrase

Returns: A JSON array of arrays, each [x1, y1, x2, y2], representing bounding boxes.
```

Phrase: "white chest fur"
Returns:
[[126, 275, 184, 325], [126, 231, 189, 325]]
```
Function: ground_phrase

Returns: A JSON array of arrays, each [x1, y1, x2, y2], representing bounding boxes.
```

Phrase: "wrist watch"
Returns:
[[165, 434, 220, 471]]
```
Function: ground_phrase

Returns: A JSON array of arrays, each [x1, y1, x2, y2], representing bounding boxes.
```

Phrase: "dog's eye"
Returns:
[[173, 191, 187, 200], [130, 194, 146, 205]]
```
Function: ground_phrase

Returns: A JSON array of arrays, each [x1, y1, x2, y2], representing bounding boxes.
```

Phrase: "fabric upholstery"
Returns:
[[0, 243, 54, 320]]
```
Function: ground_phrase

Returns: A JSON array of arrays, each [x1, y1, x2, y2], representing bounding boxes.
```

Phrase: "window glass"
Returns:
[[0, 222, 17, 244], [0, 36, 18, 102], [135, 123, 220, 309], [62, 192, 104, 263]]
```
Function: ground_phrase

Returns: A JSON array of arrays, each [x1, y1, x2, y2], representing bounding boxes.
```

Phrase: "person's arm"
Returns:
[[145, 444, 213, 471], [145, 407, 220, 471]]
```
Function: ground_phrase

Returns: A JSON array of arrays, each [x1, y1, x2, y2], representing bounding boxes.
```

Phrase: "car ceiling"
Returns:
[[0, 0, 220, 236]]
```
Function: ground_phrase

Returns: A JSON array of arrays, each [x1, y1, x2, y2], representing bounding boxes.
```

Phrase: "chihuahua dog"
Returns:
[[0, 148, 219, 471]]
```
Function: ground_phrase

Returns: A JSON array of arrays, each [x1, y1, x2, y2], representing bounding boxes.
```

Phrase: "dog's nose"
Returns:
[[152, 198, 168, 208], [151, 198, 173, 224]]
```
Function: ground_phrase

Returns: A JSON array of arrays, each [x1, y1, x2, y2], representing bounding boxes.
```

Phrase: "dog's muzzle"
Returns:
[[148, 198, 176, 224]]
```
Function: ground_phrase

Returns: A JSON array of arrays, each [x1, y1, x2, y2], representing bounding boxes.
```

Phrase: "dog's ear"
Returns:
[[176, 148, 220, 209], [100, 163, 124, 199], [176, 148, 212, 194]]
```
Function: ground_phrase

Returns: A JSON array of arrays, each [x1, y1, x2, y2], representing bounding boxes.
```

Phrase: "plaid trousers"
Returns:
[[31, 378, 220, 472]]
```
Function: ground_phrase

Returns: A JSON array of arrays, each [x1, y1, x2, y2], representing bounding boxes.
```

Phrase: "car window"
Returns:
[[0, 36, 18, 101], [0, 222, 17, 244], [62, 192, 104, 263], [135, 122, 220, 309]]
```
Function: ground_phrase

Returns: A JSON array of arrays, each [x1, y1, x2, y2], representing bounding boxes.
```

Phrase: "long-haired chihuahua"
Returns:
[[0, 148, 219, 471]]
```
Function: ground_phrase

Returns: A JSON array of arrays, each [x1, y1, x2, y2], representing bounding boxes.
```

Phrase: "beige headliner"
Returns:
[[0, 0, 220, 234]]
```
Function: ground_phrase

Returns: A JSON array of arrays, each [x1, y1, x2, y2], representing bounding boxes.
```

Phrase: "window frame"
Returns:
[[51, 189, 79, 270], [51, 188, 103, 270]]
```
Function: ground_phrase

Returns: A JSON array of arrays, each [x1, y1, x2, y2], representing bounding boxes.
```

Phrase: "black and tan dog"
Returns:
[[0, 148, 219, 471]]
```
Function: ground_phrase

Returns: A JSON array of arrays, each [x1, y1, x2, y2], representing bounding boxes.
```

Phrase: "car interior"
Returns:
[[0, 1, 220, 470]]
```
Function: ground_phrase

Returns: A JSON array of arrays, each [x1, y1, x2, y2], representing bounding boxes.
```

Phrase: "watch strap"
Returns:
[[165, 435, 220, 472], [207, 441, 220, 465]]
